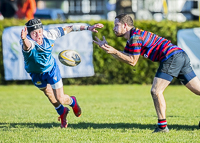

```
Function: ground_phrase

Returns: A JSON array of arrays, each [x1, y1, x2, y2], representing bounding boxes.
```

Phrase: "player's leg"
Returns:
[[151, 53, 185, 133], [40, 84, 61, 107], [151, 77, 171, 120], [30, 73, 61, 107], [185, 76, 200, 95], [52, 86, 81, 117], [177, 52, 200, 95], [48, 62, 81, 117], [151, 77, 171, 133], [52, 85, 71, 105], [40, 84, 70, 128], [30, 72, 69, 128]]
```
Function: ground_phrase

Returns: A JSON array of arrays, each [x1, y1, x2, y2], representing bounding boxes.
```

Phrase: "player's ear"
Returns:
[[124, 23, 128, 29]]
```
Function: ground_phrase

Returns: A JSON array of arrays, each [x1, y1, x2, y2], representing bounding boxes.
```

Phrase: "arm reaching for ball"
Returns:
[[93, 36, 140, 66], [63, 23, 104, 34]]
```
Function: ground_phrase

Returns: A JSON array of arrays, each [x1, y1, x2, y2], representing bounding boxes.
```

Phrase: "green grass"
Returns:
[[0, 84, 200, 142]]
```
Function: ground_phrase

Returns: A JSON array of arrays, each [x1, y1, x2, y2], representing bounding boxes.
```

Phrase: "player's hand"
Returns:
[[21, 27, 27, 40], [102, 44, 116, 54], [93, 36, 107, 47], [93, 36, 116, 54], [88, 23, 104, 33]]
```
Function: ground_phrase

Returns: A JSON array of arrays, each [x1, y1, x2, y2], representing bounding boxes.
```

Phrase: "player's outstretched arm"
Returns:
[[21, 27, 32, 51], [93, 36, 139, 66], [63, 23, 104, 34], [87, 23, 104, 33]]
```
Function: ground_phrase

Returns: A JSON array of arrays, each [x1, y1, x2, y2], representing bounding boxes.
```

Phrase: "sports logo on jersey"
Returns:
[[130, 35, 140, 44], [35, 81, 42, 85], [144, 54, 148, 58], [53, 76, 57, 81], [51, 44, 54, 47]]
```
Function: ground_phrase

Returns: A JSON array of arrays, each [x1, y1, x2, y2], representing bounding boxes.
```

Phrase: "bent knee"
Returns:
[[151, 88, 157, 96], [150, 88, 163, 99], [56, 94, 71, 105], [56, 95, 64, 104]]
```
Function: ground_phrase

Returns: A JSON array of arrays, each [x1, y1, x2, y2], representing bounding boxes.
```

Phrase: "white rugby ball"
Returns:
[[58, 50, 81, 67]]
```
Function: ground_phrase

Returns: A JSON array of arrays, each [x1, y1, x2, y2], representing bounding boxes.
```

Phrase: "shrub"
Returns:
[[0, 19, 200, 85]]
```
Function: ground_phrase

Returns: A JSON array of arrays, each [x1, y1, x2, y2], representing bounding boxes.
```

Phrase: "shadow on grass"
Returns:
[[0, 122, 199, 131], [0, 122, 60, 129], [69, 122, 199, 131]]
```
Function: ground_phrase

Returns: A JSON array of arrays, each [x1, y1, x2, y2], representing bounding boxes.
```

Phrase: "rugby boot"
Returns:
[[71, 96, 81, 117], [58, 107, 69, 128], [153, 126, 169, 133]]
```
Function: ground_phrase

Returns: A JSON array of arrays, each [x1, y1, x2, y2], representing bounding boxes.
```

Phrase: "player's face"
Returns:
[[113, 18, 126, 37], [30, 28, 43, 44]]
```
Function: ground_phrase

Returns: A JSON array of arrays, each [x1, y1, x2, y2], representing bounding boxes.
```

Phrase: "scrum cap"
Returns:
[[25, 18, 43, 34]]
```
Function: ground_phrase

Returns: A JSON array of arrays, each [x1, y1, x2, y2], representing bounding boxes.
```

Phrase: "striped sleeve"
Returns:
[[124, 35, 142, 55], [20, 36, 35, 53]]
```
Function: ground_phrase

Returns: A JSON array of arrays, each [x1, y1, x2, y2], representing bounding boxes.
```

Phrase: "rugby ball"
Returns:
[[58, 50, 81, 67]]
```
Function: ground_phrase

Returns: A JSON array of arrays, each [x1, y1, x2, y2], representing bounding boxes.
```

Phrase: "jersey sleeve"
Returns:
[[43, 27, 65, 40], [123, 35, 142, 55], [20, 37, 35, 53]]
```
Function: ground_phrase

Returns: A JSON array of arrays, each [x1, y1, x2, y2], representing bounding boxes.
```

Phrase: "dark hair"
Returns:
[[115, 14, 134, 27], [25, 18, 43, 35]]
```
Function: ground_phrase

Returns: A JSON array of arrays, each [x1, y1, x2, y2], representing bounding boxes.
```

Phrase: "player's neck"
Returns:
[[124, 27, 133, 40]]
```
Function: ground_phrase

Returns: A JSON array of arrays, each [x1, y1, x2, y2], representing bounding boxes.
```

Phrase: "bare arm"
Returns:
[[93, 36, 140, 66], [63, 23, 104, 34], [103, 44, 139, 66], [21, 27, 32, 51]]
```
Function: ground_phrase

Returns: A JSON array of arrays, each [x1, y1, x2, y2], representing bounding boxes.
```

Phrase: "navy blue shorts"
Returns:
[[29, 61, 62, 89], [155, 51, 196, 85]]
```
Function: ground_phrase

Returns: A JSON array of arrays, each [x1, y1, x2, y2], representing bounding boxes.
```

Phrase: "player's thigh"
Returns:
[[47, 62, 64, 99], [151, 77, 171, 95], [40, 84, 54, 96], [47, 61, 63, 89], [53, 86, 65, 99], [185, 76, 200, 95], [153, 60, 175, 94]]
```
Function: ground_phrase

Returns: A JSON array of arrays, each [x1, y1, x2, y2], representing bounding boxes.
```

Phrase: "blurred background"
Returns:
[[1, 0, 200, 85], [0, 0, 200, 22]]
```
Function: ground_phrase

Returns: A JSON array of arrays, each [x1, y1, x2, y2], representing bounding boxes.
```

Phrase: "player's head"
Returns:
[[25, 18, 43, 44], [114, 14, 134, 37]]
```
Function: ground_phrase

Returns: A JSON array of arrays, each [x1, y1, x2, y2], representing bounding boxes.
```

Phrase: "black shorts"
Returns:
[[155, 51, 196, 85]]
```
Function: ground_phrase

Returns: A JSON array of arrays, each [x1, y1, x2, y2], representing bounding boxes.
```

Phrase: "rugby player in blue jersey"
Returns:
[[20, 18, 103, 128], [93, 13, 200, 133]]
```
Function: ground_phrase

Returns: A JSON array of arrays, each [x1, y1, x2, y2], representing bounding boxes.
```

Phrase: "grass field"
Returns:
[[0, 84, 200, 142]]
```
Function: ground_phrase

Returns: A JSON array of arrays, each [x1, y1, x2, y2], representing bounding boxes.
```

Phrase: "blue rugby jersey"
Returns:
[[20, 27, 65, 73], [124, 28, 183, 62]]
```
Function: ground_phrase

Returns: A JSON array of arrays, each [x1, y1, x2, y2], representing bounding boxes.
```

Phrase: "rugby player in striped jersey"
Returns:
[[93, 13, 200, 133]]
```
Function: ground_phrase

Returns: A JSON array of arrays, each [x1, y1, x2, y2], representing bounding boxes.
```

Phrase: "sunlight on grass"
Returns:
[[0, 85, 200, 142]]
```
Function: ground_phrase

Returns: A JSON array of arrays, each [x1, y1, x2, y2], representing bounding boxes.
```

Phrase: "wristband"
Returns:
[[84, 26, 88, 30], [84, 26, 89, 30], [72, 25, 81, 31]]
